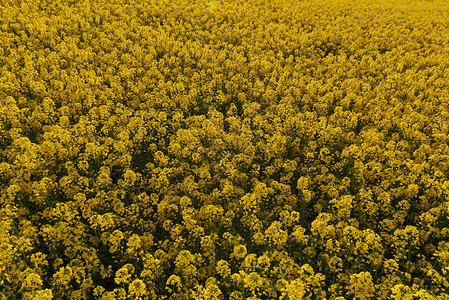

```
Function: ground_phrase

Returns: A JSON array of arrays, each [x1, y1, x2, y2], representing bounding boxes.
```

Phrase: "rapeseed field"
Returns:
[[1, 0, 449, 298]]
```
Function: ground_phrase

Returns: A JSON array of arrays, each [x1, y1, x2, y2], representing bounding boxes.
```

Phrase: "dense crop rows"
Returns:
[[1, 0, 449, 298]]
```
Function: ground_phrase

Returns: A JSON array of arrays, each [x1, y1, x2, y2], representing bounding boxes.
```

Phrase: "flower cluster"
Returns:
[[1, 0, 449, 299]]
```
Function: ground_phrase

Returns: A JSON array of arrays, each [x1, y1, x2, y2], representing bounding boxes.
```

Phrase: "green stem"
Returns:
[[1, 282, 18, 300]]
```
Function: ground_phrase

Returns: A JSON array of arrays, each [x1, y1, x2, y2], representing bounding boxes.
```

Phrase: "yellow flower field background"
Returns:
[[1, 0, 449, 299]]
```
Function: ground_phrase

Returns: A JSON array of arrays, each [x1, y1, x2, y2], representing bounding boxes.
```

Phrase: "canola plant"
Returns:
[[1, 0, 449, 299]]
